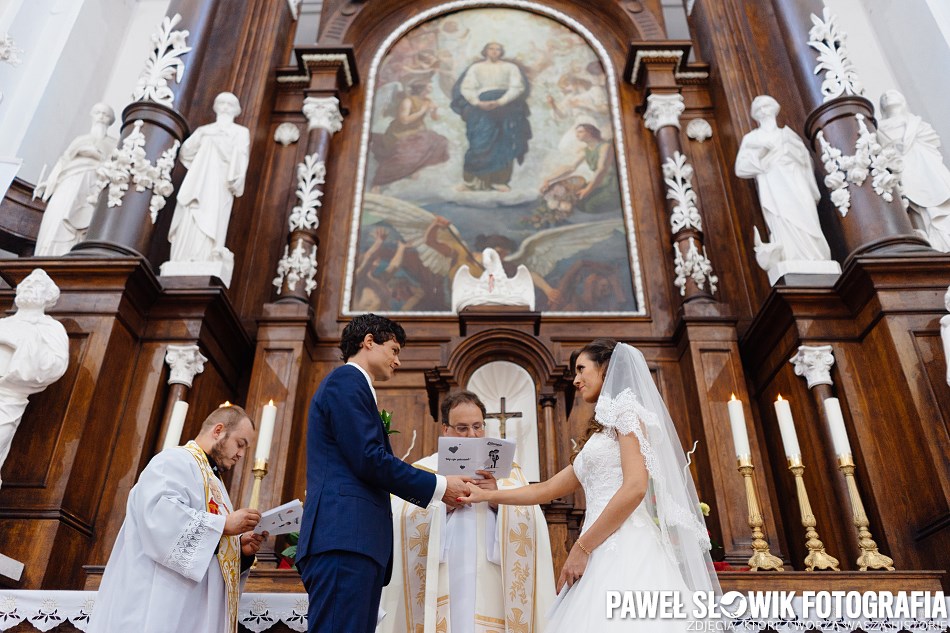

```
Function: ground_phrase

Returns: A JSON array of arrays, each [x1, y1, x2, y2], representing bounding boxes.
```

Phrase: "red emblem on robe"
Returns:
[[209, 498, 220, 515]]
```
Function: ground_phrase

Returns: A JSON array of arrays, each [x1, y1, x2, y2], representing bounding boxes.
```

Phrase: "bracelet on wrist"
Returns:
[[576, 540, 592, 556]]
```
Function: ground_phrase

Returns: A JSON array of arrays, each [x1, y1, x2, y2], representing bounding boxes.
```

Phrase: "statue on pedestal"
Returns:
[[452, 247, 535, 312], [160, 92, 250, 287], [33, 103, 117, 256], [0, 269, 69, 490], [736, 95, 839, 284], [878, 90, 950, 252]]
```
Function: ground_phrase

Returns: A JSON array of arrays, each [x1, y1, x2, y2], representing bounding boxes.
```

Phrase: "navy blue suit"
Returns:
[[297, 364, 437, 633]]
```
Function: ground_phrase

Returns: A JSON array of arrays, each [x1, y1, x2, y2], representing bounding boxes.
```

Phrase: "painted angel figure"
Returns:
[[360, 192, 624, 311], [452, 246, 535, 312]]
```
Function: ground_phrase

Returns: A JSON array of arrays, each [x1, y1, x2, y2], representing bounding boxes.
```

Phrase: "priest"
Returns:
[[90, 404, 265, 633], [379, 391, 555, 633]]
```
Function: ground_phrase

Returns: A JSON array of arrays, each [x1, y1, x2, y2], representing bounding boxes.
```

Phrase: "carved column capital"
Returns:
[[302, 96, 343, 134], [165, 344, 208, 387], [644, 93, 685, 133], [790, 344, 835, 388]]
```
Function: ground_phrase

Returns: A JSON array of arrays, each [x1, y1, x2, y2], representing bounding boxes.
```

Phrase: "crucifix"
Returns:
[[485, 397, 522, 439]]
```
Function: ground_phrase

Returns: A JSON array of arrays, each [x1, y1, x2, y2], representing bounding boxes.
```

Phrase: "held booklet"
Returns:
[[253, 498, 303, 535], [437, 436, 516, 479]]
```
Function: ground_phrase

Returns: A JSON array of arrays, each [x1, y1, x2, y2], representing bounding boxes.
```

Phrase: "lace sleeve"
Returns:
[[162, 506, 216, 576], [594, 388, 710, 548]]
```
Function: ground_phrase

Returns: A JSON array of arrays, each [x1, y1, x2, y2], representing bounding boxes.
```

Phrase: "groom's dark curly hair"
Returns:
[[339, 313, 407, 361]]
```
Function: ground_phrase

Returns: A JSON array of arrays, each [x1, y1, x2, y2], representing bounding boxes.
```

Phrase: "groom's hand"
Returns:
[[442, 475, 475, 509]]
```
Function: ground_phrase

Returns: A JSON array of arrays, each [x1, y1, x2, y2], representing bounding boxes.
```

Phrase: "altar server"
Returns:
[[90, 404, 265, 633]]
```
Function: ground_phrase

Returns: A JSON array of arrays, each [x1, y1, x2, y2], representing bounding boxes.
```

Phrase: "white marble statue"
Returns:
[[161, 92, 250, 287], [878, 90, 950, 252], [736, 95, 838, 283], [33, 103, 117, 256], [452, 247, 535, 312], [0, 269, 69, 489]]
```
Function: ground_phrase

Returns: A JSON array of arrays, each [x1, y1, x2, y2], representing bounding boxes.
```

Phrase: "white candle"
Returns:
[[255, 399, 277, 462], [727, 393, 751, 458], [823, 397, 852, 457], [774, 395, 801, 460], [163, 400, 189, 450]]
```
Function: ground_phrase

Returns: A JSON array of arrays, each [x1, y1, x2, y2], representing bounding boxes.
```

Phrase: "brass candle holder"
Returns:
[[737, 456, 784, 571], [248, 458, 268, 510], [788, 456, 839, 571], [837, 454, 895, 571]]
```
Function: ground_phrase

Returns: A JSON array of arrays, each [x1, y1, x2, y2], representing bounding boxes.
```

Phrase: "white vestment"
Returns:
[[379, 454, 555, 633], [90, 441, 247, 633]]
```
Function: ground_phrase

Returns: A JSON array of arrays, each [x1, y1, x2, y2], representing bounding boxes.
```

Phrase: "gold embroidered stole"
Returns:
[[182, 441, 241, 633], [399, 461, 540, 633], [498, 466, 539, 633]]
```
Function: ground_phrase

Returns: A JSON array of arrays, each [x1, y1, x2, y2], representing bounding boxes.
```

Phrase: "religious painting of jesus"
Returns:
[[344, 5, 644, 316]]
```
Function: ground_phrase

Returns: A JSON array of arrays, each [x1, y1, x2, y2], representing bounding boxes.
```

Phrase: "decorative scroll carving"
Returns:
[[808, 8, 863, 102], [673, 238, 718, 296], [816, 114, 898, 217], [273, 239, 318, 295], [132, 13, 193, 107], [88, 120, 180, 222], [288, 155, 326, 232], [662, 152, 703, 234]]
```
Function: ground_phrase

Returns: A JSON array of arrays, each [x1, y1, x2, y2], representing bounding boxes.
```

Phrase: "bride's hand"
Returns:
[[557, 542, 590, 592], [457, 482, 486, 505]]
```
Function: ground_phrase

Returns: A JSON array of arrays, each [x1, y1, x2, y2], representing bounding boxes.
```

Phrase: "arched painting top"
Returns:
[[318, 0, 664, 45], [341, 2, 648, 317]]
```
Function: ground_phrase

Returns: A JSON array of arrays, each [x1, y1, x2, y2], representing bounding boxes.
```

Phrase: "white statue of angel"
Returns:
[[452, 247, 535, 311], [360, 192, 624, 311]]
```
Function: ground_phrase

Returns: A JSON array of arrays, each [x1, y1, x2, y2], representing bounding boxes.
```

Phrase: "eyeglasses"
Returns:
[[445, 423, 485, 433]]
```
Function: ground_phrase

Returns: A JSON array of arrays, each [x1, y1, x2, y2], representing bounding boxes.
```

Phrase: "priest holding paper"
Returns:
[[379, 391, 556, 633], [90, 405, 266, 633]]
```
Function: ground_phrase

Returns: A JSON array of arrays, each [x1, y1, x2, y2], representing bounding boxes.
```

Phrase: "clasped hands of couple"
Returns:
[[441, 470, 498, 510], [447, 470, 590, 592]]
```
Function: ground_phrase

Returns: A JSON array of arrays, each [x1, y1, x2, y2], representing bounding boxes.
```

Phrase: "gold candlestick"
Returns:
[[248, 458, 268, 510], [737, 456, 784, 571], [837, 454, 895, 571], [788, 456, 839, 571]]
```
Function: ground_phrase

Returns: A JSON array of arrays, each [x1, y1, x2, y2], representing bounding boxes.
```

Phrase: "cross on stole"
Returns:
[[485, 397, 522, 439]]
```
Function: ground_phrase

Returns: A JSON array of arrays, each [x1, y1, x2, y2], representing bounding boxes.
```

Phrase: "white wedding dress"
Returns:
[[547, 431, 693, 632]]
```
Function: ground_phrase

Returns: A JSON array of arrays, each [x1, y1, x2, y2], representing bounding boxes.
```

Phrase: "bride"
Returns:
[[460, 339, 720, 631]]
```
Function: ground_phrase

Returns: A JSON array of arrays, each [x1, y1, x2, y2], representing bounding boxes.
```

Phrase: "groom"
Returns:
[[297, 314, 473, 633]]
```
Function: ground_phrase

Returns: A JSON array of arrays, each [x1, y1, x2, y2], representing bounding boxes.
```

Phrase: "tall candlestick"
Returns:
[[823, 398, 852, 457], [162, 401, 188, 450], [255, 400, 277, 462], [727, 393, 751, 458], [774, 395, 801, 460]]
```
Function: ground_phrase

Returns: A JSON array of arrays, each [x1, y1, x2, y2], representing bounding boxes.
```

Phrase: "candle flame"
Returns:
[[219, 400, 232, 408], [268, 399, 274, 406], [730, 393, 737, 401], [776, 394, 784, 402]]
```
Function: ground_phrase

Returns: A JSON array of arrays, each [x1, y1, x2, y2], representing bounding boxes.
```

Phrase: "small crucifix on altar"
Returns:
[[485, 397, 522, 439]]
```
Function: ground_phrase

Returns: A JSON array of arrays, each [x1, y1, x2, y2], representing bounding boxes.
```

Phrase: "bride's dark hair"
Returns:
[[570, 338, 617, 463]]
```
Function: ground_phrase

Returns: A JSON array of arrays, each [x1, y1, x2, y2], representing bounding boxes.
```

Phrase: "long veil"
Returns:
[[593, 343, 722, 596]]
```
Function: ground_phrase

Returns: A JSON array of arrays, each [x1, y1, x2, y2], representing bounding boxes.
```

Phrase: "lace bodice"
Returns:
[[573, 432, 653, 540]]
